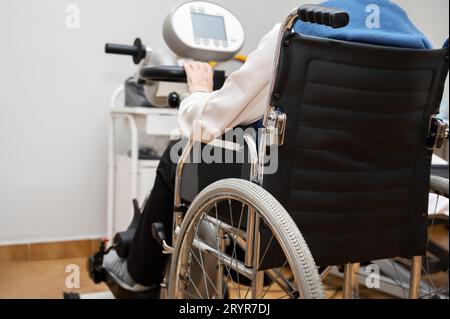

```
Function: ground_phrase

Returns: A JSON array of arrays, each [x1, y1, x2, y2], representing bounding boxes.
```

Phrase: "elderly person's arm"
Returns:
[[180, 24, 281, 142]]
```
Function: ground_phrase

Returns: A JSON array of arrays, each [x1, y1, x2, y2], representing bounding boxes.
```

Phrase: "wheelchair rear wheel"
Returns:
[[374, 176, 449, 299], [168, 179, 324, 299], [424, 176, 449, 298]]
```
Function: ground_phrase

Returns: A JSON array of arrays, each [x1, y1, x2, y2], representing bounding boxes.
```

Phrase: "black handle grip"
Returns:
[[140, 66, 187, 82], [298, 5, 349, 29], [104, 38, 147, 64], [105, 43, 139, 56], [140, 66, 226, 90]]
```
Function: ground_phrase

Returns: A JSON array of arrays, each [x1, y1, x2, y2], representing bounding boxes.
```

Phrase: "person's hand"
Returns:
[[184, 62, 214, 93]]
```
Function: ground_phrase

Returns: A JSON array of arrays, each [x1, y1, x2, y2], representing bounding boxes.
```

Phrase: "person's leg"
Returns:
[[126, 140, 178, 286]]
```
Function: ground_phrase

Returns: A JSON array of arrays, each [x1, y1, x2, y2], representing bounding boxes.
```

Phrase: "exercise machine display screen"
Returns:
[[191, 12, 227, 41], [163, 1, 245, 61]]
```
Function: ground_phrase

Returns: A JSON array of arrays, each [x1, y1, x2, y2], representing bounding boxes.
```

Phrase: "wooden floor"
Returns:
[[0, 258, 108, 299], [0, 226, 446, 299], [0, 257, 393, 299]]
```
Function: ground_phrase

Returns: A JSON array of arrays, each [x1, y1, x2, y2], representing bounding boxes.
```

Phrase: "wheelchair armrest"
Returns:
[[298, 4, 349, 29]]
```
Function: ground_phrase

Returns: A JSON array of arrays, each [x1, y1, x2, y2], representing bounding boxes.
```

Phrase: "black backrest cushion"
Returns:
[[263, 33, 448, 265]]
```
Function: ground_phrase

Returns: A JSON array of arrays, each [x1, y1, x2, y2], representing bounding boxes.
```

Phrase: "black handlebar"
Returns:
[[140, 66, 226, 90], [105, 38, 147, 64], [105, 44, 138, 56], [298, 5, 349, 29], [140, 66, 187, 82]]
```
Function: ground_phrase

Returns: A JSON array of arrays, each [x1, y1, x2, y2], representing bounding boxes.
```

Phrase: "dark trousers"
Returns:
[[127, 141, 178, 286]]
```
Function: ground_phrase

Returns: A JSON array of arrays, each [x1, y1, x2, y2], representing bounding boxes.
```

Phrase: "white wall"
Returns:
[[0, 0, 448, 244]]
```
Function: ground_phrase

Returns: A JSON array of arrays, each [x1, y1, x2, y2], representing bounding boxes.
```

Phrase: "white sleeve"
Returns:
[[178, 24, 280, 142]]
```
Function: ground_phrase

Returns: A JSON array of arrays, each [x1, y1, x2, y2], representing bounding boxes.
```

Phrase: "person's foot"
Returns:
[[102, 250, 153, 292]]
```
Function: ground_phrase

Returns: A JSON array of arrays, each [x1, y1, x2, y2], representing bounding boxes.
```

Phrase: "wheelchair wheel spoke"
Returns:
[[222, 201, 245, 299], [186, 272, 205, 299], [243, 233, 275, 299], [425, 195, 440, 282], [188, 245, 219, 297], [391, 261, 408, 299], [277, 289, 300, 299], [195, 221, 211, 298], [200, 212, 227, 297], [235, 204, 245, 298], [419, 287, 448, 299], [183, 290, 201, 300], [261, 261, 289, 298], [226, 199, 235, 286], [188, 242, 218, 297], [420, 192, 448, 298], [213, 202, 225, 298], [420, 264, 438, 298], [275, 269, 297, 296], [427, 194, 440, 248]]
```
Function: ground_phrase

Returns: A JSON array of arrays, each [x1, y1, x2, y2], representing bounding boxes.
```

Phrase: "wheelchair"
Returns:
[[90, 5, 449, 299]]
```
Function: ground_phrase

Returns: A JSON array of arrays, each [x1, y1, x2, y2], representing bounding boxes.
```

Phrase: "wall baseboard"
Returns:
[[0, 239, 103, 263]]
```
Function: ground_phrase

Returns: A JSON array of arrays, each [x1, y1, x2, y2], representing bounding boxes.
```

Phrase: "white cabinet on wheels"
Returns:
[[107, 85, 179, 240], [113, 156, 159, 234]]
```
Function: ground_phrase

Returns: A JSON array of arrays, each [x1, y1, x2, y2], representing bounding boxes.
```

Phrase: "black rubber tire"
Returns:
[[430, 176, 449, 197]]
